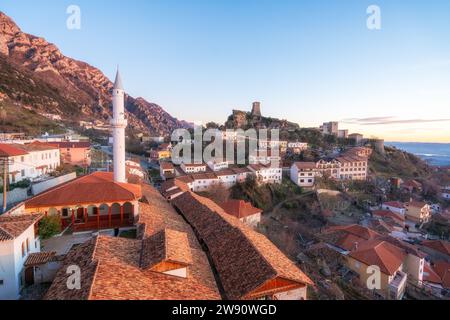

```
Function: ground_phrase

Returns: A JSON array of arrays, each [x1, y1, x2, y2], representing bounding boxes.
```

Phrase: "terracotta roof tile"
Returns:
[[0, 143, 29, 157], [25, 172, 142, 208], [0, 214, 42, 241], [422, 240, 450, 256], [172, 192, 313, 300], [220, 200, 262, 219], [24, 251, 57, 266]]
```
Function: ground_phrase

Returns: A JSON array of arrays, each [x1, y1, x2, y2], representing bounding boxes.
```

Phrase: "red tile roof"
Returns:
[[0, 214, 42, 242], [423, 264, 442, 285], [293, 162, 316, 170], [372, 210, 405, 224], [24, 251, 57, 266], [22, 141, 59, 151], [433, 261, 450, 289], [48, 141, 91, 149], [45, 184, 221, 300], [25, 172, 142, 208], [383, 201, 405, 209], [0, 143, 28, 157], [349, 239, 406, 275], [422, 240, 450, 257], [172, 192, 314, 300], [220, 200, 262, 219]]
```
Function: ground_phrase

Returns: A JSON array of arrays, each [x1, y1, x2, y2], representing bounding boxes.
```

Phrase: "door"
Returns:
[[25, 267, 34, 286]]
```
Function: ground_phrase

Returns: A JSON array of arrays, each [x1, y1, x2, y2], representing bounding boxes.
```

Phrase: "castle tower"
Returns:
[[251, 102, 262, 118], [111, 69, 127, 183]]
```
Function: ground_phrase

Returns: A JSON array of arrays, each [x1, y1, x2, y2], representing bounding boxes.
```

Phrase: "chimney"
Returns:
[[353, 242, 359, 251]]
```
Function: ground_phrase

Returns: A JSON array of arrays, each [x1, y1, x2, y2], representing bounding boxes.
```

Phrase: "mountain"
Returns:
[[0, 11, 190, 136]]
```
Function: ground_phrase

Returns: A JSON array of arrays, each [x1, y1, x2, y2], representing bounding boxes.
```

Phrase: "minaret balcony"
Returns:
[[110, 119, 128, 128]]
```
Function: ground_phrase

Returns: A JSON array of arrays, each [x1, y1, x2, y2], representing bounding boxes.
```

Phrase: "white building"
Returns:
[[180, 162, 207, 174], [248, 164, 282, 184], [441, 187, 450, 200], [207, 160, 229, 172], [190, 173, 219, 192], [336, 155, 368, 181], [0, 142, 60, 184], [215, 169, 238, 188], [0, 210, 42, 300], [382, 202, 406, 216], [290, 162, 317, 187]]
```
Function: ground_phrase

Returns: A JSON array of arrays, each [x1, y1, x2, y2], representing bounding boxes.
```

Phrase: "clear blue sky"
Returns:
[[2, 0, 450, 142]]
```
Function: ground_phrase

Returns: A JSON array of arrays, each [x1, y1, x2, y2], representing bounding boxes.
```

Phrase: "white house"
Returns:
[[0, 142, 60, 184], [190, 173, 220, 192], [215, 169, 238, 188], [180, 162, 207, 174], [207, 160, 229, 172], [248, 164, 282, 184], [441, 188, 450, 200], [0, 210, 42, 300], [382, 202, 407, 216], [290, 162, 316, 187]]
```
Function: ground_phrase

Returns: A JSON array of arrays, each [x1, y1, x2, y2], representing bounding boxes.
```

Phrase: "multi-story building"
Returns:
[[48, 141, 91, 167], [219, 200, 263, 228], [248, 164, 282, 184], [0, 142, 60, 184], [0, 210, 42, 300], [404, 201, 431, 224], [180, 162, 208, 174], [336, 155, 368, 181], [321, 225, 425, 300], [349, 133, 364, 145], [320, 122, 339, 136], [207, 160, 229, 172], [290, 162, 317, 187]]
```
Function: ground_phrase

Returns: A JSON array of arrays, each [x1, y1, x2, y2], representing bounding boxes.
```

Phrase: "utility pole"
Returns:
[[1, 157, 8, 213]]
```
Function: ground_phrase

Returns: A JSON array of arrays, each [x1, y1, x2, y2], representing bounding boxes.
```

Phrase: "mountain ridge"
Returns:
[[0, 11, 190, 136]]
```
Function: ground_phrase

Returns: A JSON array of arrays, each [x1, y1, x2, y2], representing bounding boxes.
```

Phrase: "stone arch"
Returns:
[[111, 203, 121, 215], [123, 202, 133, 215], [99, 204, 109, 216], [88, 205, 98, 216]]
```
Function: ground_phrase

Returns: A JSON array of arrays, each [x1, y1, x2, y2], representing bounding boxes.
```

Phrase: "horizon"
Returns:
[[1, 0, 450, 143]]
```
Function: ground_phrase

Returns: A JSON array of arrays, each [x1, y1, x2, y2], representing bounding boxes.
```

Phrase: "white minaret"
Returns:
[[111, 68, 127, 183]]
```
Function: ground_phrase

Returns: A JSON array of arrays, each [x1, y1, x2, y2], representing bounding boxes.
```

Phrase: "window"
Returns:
[[0, 280, 4, 286], [21, 242, 26, 257], [26, 238, 30, 253], [21, 169, 25, 177], [21, 156, 24, 162]]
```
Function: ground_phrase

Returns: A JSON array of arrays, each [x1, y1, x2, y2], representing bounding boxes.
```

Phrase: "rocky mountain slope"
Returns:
[[0, 11, 189, 136]]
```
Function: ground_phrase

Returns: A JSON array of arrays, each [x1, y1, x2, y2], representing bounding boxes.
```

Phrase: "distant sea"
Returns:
[[387, 142, 450, 167]]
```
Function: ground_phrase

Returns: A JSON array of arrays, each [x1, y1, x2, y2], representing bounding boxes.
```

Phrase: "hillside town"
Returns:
[[0, 5, 450, 307], [1, 74, 450, 301]]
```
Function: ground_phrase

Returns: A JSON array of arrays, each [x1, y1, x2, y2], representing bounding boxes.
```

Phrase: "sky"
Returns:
[[1, 0, 450, 142]]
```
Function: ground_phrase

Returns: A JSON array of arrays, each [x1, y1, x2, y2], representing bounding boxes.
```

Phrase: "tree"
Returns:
[[38, 216, 61, 239]]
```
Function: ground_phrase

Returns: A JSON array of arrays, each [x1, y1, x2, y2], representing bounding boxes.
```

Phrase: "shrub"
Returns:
[[38, 215, 61, 239]]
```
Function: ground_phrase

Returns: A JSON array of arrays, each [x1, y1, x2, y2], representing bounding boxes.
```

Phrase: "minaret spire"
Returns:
[[111, 67, 127, 183]]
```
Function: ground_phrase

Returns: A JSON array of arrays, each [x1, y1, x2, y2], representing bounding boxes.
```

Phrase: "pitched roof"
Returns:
[[433, 261, 450, 289], [0, 214, 42, 242], [407, 201, 427, 208], [45, 184, 220, 300], [293, 162, 316, 170], [21, 141, 59, 151], [423, 264, 442, 285], [422, 240, 450, 256], [220, 200, 262, 219], [160, 162, 174, 170], [25, 172, 141, 208], [140, 228, 193, 269], [372, 210, 405, 224], [48, 141, 91, 149], [383, 201, 405, 209], [172, 192, 313, 300], [349, 239, 406, 275], [24, 251, 57, 266], [0, 143, 28, 157]]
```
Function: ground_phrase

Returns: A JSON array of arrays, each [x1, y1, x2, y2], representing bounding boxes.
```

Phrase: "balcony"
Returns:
[[389, 271, 407, 300]]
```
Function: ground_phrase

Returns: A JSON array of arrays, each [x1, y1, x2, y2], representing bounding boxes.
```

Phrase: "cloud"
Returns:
[[342, 117, 450, 126]]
